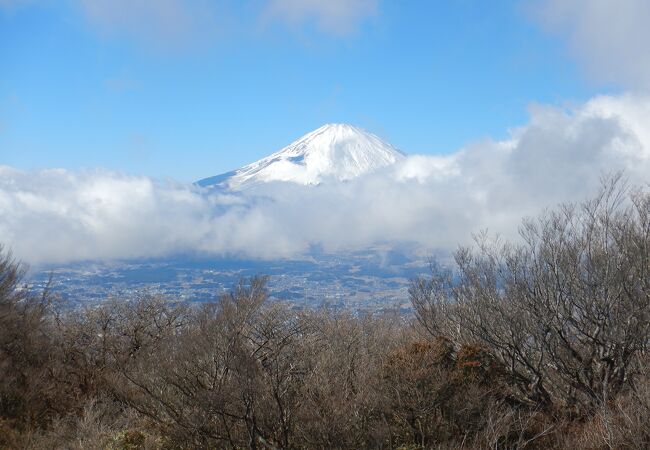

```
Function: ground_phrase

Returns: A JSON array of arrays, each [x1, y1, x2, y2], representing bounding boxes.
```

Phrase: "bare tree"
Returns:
[[0, 246, 55, 432], [412, 176, 650, 413]]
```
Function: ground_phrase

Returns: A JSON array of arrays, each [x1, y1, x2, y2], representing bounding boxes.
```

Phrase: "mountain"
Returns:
[[197, 124, 405, 189]]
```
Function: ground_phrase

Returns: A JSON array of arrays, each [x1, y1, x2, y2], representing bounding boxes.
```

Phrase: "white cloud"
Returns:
[[2, 94, 650, 266], [263, 0, 378, 35], [2, 0, 377, 47], [75, 0, 222, 49], [0, 167, 302, 264], [0, 0, 34, 9], [534, 0, 650, 89]]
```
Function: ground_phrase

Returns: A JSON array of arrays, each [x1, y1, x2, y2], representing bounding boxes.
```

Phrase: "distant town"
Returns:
[[29, 249, 431, 314]]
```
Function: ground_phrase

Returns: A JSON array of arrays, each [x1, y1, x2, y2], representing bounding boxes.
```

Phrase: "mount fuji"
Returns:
[[197, 124, 405, 190], [34, 125, 422, 310]]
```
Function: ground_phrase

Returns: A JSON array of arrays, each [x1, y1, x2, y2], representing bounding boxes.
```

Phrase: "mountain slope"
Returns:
[[197, 124, 405, 189]]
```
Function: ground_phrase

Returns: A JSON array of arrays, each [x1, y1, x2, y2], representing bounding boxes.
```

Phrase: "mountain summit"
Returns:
[[197, 124, 405, 189]]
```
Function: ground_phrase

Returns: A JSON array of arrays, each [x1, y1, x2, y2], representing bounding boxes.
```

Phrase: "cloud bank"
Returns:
[[2, 94, 650, 266]]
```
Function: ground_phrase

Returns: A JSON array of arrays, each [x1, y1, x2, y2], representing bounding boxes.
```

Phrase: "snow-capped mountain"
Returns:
[[197, 124, 405, 190]]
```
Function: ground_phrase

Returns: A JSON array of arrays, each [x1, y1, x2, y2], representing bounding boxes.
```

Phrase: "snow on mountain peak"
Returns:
[[198, 123, 405, 189]]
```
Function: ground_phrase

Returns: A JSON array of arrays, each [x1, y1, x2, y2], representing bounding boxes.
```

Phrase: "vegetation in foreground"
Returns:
[[2, 177, 650, 449]]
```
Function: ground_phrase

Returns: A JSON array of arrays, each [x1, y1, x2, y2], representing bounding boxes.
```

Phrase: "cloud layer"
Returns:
[[2, 94, 650, 266]]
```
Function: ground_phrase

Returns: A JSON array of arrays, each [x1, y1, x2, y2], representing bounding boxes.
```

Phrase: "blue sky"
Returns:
[[0, 1, 608, 181], [2, 0, 650, 265]]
